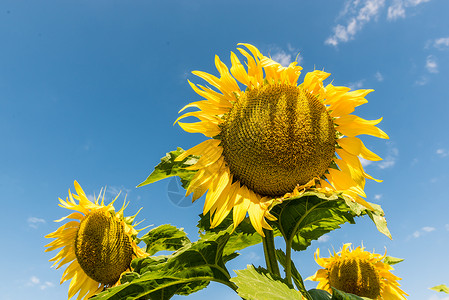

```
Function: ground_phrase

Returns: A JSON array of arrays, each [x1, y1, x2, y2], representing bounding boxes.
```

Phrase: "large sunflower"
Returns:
[[307, 243, 408, 299], [45, 181, 147, 300], [175, 43, 388, 235]]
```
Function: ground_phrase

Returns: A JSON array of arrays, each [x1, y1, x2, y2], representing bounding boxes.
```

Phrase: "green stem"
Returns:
[[262, 228, 280, 277], [285, 239, 292, 286]]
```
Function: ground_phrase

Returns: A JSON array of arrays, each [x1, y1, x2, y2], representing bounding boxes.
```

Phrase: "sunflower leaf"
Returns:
[[139, 224, 191, 255], [198, 212, 264, 257], [331, 288, 370, 300], [230, 265, 303, 300], [382, 256, 404, 266], [91, 232, 234, 300], [271, 193, 356, 251], [308, 289, 332, 300], [430, 284, 449, 293], [137, 147, 199, 189]]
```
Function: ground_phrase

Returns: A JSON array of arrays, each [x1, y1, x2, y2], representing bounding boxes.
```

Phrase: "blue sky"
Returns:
[[1, 0, 448, 299]]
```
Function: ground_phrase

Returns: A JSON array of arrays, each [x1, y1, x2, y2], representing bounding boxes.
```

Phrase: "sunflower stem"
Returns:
[[285, 239, 293, 286], [262, 228, 280, 277]]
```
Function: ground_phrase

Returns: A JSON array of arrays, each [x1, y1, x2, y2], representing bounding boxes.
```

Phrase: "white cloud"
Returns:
[[374, 71, 384, 82], [387, 1, 406, 20], [412, 230, 421, 238], [318, 235, 331, 243], [348, 80, 365, 90], [422, 226, 436, 232], [27, 217, 46, 229], [415, 75, 429, 86], [387, 0, 431, 21], [436, 148, 449, 157], [30, 276, 40, 285], [426, 55, 438, 73], [269, 44, 303, 67], [271, 51, 293, 67], [40, 282, 54, 290], [433, 37, 449, 49], [378, 147, 398, 169], [427, 295, 449, 300], [412, 226, 436, 238], [374, 194, 382, 200], [360, 157, 373, 167], [325, 0, 385, 46], [246, 251, 261, 261], [26, 276, 54, 290]]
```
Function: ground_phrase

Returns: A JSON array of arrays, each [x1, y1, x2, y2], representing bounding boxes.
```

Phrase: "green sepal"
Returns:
[[382, 256, 404, 266], [137, 148, 199, 189], [139, 224, 191, 255], [230, 265, 303, 300], [91, 232, 233, 300], [430, 284, 449, 293]]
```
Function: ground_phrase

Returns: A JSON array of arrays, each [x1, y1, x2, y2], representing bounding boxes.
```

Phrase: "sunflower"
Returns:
[[175, 43, 388, 235], [307, 243, 408, 299], [45, 181, 147, 300]]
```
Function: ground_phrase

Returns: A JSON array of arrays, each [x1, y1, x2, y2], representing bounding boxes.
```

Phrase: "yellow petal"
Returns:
[[337, 137, 382, 161], [175, 139, 221, 162]]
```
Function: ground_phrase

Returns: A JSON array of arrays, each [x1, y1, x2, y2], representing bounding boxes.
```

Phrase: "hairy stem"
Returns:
[[285, 239, 292, 286], [262, 228, 280, 277]]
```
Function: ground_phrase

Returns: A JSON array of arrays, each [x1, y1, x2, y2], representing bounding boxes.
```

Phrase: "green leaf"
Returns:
[[271, 190, 391, 252], [91, 232, 234, 300], [364, 202, 391, 239], [271, 192, 356, 251], [331, 288, 370, 300], [198, 212, 264, 257], [430, 284, 449, 293], [382, 256, 404, 266], [137, 148, 199, 189], [230, 265, 303, 300], [308, 289, 332, 300], [139, 224, 191, 256], [275, 249, 311, 300]]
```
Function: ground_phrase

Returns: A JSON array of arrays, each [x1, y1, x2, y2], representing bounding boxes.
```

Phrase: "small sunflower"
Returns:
[[307, 243, 407, 299], [45, 181, 147, 300], [175, 43, 388, 235]]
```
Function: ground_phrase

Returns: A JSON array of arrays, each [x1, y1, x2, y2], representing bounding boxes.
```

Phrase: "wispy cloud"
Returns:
[[325, 0, 386, 46], [374, 194, 383, 200], [377, 147, 399, 169], [426, 55, 439, 73], [327, 0, 432, 46], [318, 235, 331, 243], [26, 276, 54, 290], [387, 0, 431, 21], [412, 226, 436, 238], [348, 79, 366, 90], [433, 37, 449, 49], [27, 217, 46, 229], [415, 75, 429, 86], [374, 71, 384, 82], [427, 294, 449, 300], [268, 44, 303, 67], [360, 157, 373, 168], [436, 148, 449, 157]]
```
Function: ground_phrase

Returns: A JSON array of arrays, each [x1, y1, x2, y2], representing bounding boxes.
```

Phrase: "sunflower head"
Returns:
[[175, 43, 388, 235], [45, 181, 147, 300], [307, 243, 408, 299]]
